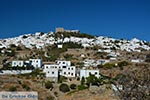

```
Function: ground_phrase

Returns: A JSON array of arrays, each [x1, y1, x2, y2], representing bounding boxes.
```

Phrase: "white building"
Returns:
[[57, 44, 63, 48], [29, 59, 42, 68], [131, 59, 144, 63], [83, 59, 110, 67], [12, 61, 24, 67], [56, 60, 71, 67], [96, 59, 110, 65], [43, 61, 76, 81], [61, 66, 76, 77], [83, 59, 96, 67], [80, 69, 100, 80]]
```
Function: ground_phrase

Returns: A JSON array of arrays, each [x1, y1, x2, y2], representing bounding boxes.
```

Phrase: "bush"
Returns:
[[58, 76, 67, 83], [59, 83, 70, 93], [70, 84, 77, 89], [45, 81, 53, 90], [78, 85, 88, 90], [46, 96, 54, 100], [63, 42, 83, 49], [22, 84, 30, 91], [118, 61, 129, 70], [103, 63, 116, 69], [9, 86, 17, 91], [64, 54, 73, 60], [77, 77, 80, 81], [81, 77, 85, 85]]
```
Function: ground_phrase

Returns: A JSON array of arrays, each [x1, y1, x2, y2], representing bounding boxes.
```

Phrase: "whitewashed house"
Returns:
[[83, 59, 96, 67], [80, 69, 100, 80], [61, 66, 76, 77], [43, 61, 76, 82], [44, 67, 59, 82], [131, 59, 144, 63], [56, 60, 71, 67], [29, 59, 42, 68], [57, 44, 63, 48], [84, 59, 110, 67], [96, 59, 110, 65], [12, 60, 24, 67]]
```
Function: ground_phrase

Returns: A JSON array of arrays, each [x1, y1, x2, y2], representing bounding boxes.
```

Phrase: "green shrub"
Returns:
[[59, 83, 70, 93], [103, 63, 116, 69], [63, 42, 83, 49], [118, 61, 129, 70], [46, 96, 54, 100], [64, 54, 73, 60], [22, 84, 30, 91], [78, 85, 88, 90], [45, 81, 53, 90], [81, 77, 85, 85], [70, 84, 77, 89], [9, 86, 17, 91]]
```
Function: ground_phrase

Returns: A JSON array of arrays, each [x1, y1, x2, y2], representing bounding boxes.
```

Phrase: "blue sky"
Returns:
[[0, 0, 150, 41]]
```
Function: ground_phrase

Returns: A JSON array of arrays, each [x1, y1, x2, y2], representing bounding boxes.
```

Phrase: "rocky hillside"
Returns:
[[0, 31, 150, 52]]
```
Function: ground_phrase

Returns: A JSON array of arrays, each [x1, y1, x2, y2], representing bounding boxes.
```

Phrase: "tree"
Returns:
[[86, 74, 99, 87], [70, 84, 77, 89], [112, 66, 150, 100], [45, 81, 53, 90], [59, 83, 70, 93], [81, 77, 85, 85], [9, 86, 17, 91], [118, 61, 129, 70], [22, 84, 30, 91]]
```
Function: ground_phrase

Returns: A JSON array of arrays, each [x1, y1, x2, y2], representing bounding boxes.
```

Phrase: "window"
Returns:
[[63, 62, 65, 64], [71, 73, 74, 76], [95, 72, 98, 75], [63, 66, 66, 68], [19, 62, 22, 65], [71, 68, 74, 70], [64, 72, 66, 74], [55, 66, 57, 68], [48, 71, 49, 73], [46, 66, 48, 68], [89, 72, 91, 75], [68, 68, 70, 70], [68, 72, 70, 74], [52, 72, 54, 74]]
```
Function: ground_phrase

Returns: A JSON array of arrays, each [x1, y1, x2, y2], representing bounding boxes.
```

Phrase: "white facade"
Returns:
[[83, 59, 110, 67], [83, 59, 96, 67], [57, 44, 63, 48], [56, 60, 71, 67], [12, 61, 24, 67], [0, 70, 32, 75], [44, 68, 59, 78], [44, 61, 76, 79], [131, 59, 144, 63], [96, 59, 110, 65], [61, 66, 76, 77], [80, 69, 100, 80], [29, 59, 42, 68]]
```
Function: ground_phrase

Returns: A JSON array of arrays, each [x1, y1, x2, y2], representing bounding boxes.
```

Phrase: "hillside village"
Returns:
[[0, 28, 150, 100]]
